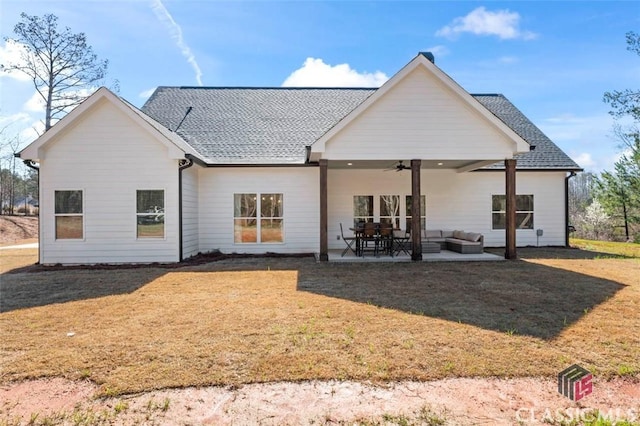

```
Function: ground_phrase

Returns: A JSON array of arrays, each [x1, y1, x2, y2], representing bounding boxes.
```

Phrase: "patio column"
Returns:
[[319, 159, 328, 261], [411, 159, 422, 261], [505, 159, 517, 259]]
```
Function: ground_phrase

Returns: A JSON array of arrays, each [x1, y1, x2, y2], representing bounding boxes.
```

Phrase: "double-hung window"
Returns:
[[55, 190, 83, 239], [379, 195, 400, 228], [234, 193, 283, 243], [405, 195, 426, 232], [492, 194, 534, 229], [137, 190, 165, 238], [353, 195, 374, 226]]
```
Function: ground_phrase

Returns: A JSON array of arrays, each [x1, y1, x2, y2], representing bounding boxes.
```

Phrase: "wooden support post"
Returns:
[[319, 159, 328, 261], [411, 159, 422, 261], [505, 159, 517, 259]]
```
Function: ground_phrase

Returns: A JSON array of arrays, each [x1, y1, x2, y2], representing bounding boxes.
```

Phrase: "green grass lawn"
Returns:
[[571, 238, 640, 258]]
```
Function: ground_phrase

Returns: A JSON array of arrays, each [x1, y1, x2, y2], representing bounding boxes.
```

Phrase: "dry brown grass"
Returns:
[[0, 216, 38, 245], [1, 245, 638, 397]]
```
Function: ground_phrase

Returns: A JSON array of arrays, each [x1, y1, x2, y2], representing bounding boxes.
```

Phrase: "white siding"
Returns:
[[328, 169, 567, 249], [39, 98, 180, 264], [181, 165, 200, 258], [324, 67, 516, 161], [198, 167, 320, 254]]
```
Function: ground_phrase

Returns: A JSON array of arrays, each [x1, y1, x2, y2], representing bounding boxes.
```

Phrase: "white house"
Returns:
[[18, 52, 581, 265]]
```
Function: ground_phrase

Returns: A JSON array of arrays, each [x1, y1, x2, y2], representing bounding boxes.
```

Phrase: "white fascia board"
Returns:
[[310, 54, 530, 159], [19, 87, 201, 162]]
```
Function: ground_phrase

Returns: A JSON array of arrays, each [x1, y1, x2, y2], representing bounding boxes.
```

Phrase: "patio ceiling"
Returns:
[[328, 159, 500, 171]]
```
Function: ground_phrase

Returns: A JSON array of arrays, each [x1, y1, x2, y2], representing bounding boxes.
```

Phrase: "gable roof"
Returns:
[[19, 87, 199, 162], [142, 86, 580, 170], [474, 95, 581, 170], [141, 87, 375, 164], [310, 52, 531, 159]]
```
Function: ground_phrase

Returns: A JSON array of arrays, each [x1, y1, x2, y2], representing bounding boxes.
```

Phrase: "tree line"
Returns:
[[570, 32, 640, 243]]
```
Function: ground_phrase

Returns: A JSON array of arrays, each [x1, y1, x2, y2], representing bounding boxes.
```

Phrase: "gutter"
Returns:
[[565, 171, 577, 247], [178, 157, 194, 261], [21, 158, 41, 264]]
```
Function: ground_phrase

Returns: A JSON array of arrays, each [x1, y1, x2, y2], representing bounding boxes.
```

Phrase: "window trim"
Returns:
[[54, 189, 84, 240], [234, 192, 284, 244], [379, 195, 401, 229], [136, 189, 166, 239], [491, 194, 534, 230], [353, 195, 374, 226], [405, 195, 426, 232]]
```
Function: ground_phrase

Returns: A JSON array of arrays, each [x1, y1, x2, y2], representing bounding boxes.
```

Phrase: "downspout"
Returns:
[[178, 156, 194, 261], [22, 158, 41, 264], [565, 171, 577, 247]]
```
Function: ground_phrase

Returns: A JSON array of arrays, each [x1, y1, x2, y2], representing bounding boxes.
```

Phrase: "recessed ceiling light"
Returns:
[[347, 162, 353, 166], [437, 162, 443, 166]]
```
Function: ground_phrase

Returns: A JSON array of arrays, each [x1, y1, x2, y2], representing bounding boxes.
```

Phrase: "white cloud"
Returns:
[[541, 113, 612, 143], [20, 120, 44, 143], [424, 45, 450, 58], [150, 0, 203, 86], [139, 88, 157, 99], [0, 112, 31, 127], [572, 152, 596, 169], [0, 40, 31, 82], [539, 113, 622, 172], [436, 7, 537, 40], [282, 58, 388, 87], [24, 91, 45, 113]]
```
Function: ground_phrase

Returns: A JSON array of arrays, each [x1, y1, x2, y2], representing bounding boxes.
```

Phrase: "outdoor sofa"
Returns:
[[422, 229, 484, 254]]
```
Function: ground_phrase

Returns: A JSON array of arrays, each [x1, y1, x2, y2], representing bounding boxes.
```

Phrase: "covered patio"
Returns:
[[308, 53, 530, 262], [317, 158, 520, 262], [326, 248, 504, 262]]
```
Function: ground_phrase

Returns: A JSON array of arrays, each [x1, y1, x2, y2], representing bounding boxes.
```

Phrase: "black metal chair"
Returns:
[[393, 229, 411, 256], [339, 223, 357, 257]]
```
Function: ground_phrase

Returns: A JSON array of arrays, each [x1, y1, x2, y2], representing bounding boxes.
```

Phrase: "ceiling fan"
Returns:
[[384, 160, 410, 172]]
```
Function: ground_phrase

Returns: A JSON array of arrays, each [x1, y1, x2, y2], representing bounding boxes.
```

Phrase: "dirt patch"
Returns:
[[0, 216, 38, 245], [1, 377, 638, 425]]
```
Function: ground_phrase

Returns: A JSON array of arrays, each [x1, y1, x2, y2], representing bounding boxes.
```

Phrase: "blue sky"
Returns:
[[1, 0, 639, 172]]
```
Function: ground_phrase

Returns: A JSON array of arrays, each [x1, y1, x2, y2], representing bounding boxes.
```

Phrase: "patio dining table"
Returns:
[[349, 224, 405, 257]]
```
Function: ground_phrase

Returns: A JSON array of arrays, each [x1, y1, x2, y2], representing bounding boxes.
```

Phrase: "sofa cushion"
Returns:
[[424, 230, 442, 238], [453, 230, 466, 239], [393, 230, 406, 238], [465, 232, 483, 242], [446, 238, 481, 246], [441, 230, 454, 238]]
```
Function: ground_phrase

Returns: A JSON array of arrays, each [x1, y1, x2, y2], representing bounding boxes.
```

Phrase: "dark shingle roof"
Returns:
[[141, 87, 581, 170], [473, 94, 581, 170], [141, 87, 375, 164]]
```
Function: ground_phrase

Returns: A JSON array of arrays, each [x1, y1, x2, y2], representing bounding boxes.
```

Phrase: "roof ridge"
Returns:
[[156, 86, 378, 91]]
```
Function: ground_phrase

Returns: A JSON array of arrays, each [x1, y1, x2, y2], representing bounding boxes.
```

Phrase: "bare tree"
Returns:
[[1, 13, 109, 130]]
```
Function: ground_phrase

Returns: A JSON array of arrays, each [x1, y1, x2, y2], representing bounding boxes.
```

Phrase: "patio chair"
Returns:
[[361, 222, 379, 256], [393, 229, 410, 256], [339, 223, 357, 257], [378, 224, 394, 256]]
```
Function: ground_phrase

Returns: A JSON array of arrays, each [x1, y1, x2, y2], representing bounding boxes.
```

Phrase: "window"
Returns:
[[55, 190, 83, 239], [137, 190, 165, 238], [380, 195, 400, 228], [492, 195, 534, 229], [405, 195, 426, 231], [260, 193, 283, 243], [234, 193, 283, 243], [353, 195, 374, 226]]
